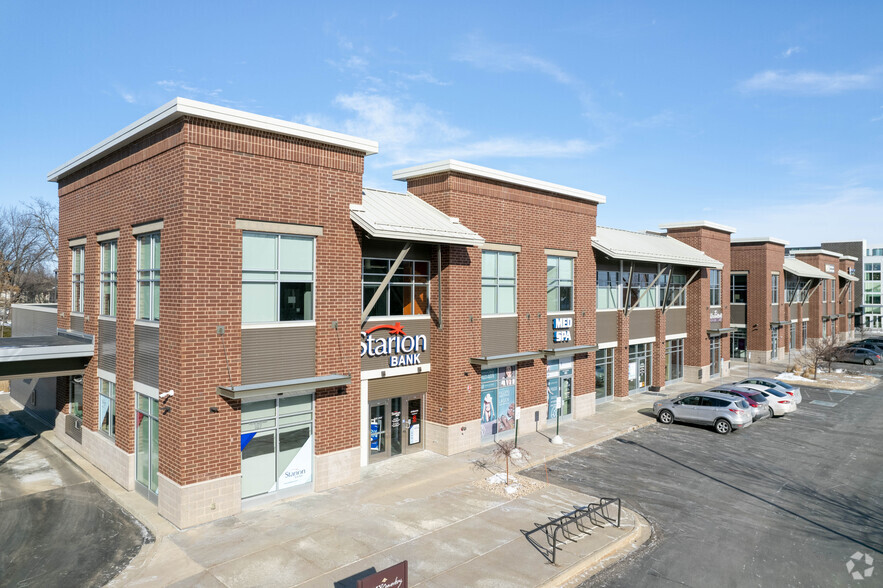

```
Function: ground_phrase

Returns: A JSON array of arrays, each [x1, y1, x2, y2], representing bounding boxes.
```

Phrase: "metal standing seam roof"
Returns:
[[838, 270, 858, 282], [592, 226, 723, 268], [351, 188, 485, 247], [783, 257, 834, 280]]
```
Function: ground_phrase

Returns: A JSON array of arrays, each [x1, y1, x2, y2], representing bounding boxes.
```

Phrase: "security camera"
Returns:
[[159, 390, 175, 399]]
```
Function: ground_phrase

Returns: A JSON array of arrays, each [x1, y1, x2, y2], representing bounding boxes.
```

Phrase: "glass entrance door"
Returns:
[[546, 358, 573, 419], [369, 395, 424, 462], [404, 396, 422, 454], [135, 393, 159, 500], [369, 400, 388, 463]]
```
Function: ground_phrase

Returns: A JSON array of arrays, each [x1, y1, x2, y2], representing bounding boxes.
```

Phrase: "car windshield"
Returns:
[[766, 388, 787, 397], [749, 393, 766, 403], [774, 380, 793, 390]]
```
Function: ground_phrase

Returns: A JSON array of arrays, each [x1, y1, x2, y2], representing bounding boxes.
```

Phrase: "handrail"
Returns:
[[524, 497, 621, 565]]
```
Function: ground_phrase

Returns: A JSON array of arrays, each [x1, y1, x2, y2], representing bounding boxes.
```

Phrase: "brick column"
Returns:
[[653, 309, 667, 389], [615, 311, 630, 397]]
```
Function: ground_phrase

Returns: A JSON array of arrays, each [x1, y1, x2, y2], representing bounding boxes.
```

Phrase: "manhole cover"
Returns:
[[810, 400, 838, 407]]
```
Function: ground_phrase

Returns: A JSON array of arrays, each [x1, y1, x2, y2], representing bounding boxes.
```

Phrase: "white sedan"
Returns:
[[741, 383, 796, 417]]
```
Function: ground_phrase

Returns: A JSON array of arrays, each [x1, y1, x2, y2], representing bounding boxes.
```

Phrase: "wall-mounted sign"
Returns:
[[360, 322, 427, 367], [551, 316, 572, 343], [710, 309, 723, 322], [825, 264, 835, 273]]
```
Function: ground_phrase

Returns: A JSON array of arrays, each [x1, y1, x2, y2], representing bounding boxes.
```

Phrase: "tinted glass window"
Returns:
[[738, 400, 750, 409], [681, 396, 700, 406], [766, 388, 787, 397], [699, 397, 716, 407], [749, 394, 765, 403]]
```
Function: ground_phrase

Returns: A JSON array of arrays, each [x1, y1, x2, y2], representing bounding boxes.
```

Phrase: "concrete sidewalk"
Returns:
[[3, 360, 785, 587]]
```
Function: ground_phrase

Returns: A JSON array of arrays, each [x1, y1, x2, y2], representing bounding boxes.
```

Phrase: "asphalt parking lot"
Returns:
[[525, 369, 883, 587], [0, 407, 151, 587]]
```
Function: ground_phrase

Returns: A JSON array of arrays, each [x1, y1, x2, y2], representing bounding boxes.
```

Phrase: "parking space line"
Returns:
[[809, 400, 838, 407], [829, 389, 854, 395]]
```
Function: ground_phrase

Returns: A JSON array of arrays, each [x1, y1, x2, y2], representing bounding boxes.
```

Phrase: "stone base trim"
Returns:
[[425, 418, 480, 456], [157, 473, 241, 529], [684, 361, 731, 384], [53, 412, 135, 491], [314, 446, 360, 492], [573, 392, 597, 419]]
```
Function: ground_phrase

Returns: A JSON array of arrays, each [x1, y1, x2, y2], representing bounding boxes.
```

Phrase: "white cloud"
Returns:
[[155, 80, 251, 108], [114, 85, 136, 104], [782, 46, 801, 58], [738, 69, 877, 94], [453, 34, 574, 85], [391, 71, 451, 86]]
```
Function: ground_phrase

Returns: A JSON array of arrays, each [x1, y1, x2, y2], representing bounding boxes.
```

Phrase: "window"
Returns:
[[731, 274, 747, 304], [709, 337, 721, 376], [100, 241, 117, 316], [771, 273, 779, 304], [624, 271, 658, 308], [242, 232, 314, 323], [546, 256, 573, 312], [865, 263, 881, 281], [666, 339, 684, 381], [802, 322, 807, 349], [822, 281, 827, 303], [771, 327, 779, 359], [137, 233, 160, 321], [785, 276, 798, 303], [481, 251, 516, 315], [849, 283, 853, 302], [628, 343, 652, 392], [69, 376, 83, 419], [597, 270, 619, 310], [790, 322, 796, 351], [731, 328, 746, 360], [661, 272, 686, 307], [362, 259, 429, 317], [71, 246, 85, 313], [709, 269, 721, 307], [480, 366, 517, 438], [595, 349, 614, 401], [866, 293, 882, 305], [98, 379, 115, 438]]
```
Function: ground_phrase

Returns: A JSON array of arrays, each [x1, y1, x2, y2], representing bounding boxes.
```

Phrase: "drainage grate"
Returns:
[[810, 400, 838, 407]]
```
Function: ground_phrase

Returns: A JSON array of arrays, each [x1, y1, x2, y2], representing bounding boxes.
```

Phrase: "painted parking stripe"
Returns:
[[810, 400, 838, 407], [829, 389, 854, 395]]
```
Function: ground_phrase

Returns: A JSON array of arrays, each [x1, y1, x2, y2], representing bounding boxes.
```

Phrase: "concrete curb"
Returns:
[[541, 509, 652, 588]]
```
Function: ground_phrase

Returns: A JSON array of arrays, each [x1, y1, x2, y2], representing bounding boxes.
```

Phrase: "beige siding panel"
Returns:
[[630, 309, 655, 340], [666, 308, 687, 335], [597, 312, 617, 344], [368, 373, 428, 401], [242, 325, 316, 385], [481, 316, 518, 356], [772, 305, 779, 321], [731, 305, 746, 325]]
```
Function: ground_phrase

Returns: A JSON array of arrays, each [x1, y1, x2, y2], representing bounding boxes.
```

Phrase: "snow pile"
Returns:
[[777, 372, 814, 382]]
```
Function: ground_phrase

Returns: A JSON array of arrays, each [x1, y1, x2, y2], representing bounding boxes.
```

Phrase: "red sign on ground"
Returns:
[[357, 561, 408, 588]]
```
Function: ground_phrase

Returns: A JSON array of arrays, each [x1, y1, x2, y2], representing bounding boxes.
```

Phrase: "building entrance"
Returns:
[[368, 394, 423, 463]]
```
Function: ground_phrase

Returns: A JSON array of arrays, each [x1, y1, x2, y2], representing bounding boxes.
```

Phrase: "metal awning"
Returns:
[[469, 351, 544, 368], [838, 270, 858, 282], [770, 321, 791, 327], [783, 257, 833, 280], [0, 332, 93, 379], [541, 345, 598, 359], [217, 374, 351, 401], [707, 327, 736, 336], [351, 188, 485, 247], [592, 226, 723, 268]]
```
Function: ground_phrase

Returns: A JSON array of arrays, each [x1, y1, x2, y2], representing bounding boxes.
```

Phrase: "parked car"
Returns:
[[740, 384, 796, 417], [832, 346, 882, 366], [653, 391, 753, 434], [737, 377, 802, 404], [846, 340, 883, 354], [706, 386, 770, 421]]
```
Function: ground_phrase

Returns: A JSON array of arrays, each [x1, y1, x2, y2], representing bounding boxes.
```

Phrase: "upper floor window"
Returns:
[[362, 259, 429, 317], [623, 271, 657, 308], [771, 273, 779, 304], [546, 256, 573, 312], [482, 251, 516, 315], [731, 274, 747, 304], [709, 269, 721, 307], [865, 263, 881, 282], [71, 246, 85, 313], [597, 270, 619, 310], [242, 232, 314, 323], [100, 241, 117, 316], [661, 272, 687, 307], [137, 233, 160, 321], [822, 281, 827, 303]]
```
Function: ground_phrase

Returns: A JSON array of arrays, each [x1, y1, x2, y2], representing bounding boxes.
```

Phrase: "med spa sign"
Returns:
[[360, 319, 432, 370]]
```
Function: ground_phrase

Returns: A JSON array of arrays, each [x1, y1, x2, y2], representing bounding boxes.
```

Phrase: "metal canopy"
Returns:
[[541, 345, 598, 359], [783, 257, 833, 280], [707, 327, 736, 336], [469, 351, 544, 368], [592, 226, 723, 269], [838, 270, 858, 282], [0, 332, 94, 379], [217, 374, 351, 401]]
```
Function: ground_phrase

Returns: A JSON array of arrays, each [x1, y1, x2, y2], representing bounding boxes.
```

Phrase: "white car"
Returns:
[[741, 383, 796, 417], [738, 377, 802, 405]]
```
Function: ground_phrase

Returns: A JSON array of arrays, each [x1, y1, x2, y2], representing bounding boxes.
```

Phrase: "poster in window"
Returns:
[[481, 390, 497, 436], [547, 378, 560, 419], [497, 374, 516, 432]]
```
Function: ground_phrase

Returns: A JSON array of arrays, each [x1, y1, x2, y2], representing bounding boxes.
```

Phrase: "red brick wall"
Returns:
[[407, 172, 597, 424], [731, 242, 785, 354], [794, 253, 840, 340]]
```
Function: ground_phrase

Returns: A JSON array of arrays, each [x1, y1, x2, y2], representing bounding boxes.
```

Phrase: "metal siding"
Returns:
[[666, 308, 687, 335], [731, 305, 746, 325], [630, 309, 655, 340], [597, 312, 617, 343], [70, 314, 85, 334], [242, 325, 316, 385], [368, 373, 428, 401], [98, 320, 116, 373], [481, 316, 518, 356], [11, 306, 57, 337], [134, 325, 160, 388], [361, 318, 432, 371]]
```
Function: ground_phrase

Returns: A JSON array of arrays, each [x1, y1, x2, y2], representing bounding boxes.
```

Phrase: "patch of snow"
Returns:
[[486, 473, 509, 485], [504, 485, 518, 495], [778, 372, 814, 382]]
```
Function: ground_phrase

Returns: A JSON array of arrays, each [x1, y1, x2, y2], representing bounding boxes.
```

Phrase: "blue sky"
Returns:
[[1, 1, 880, 245]]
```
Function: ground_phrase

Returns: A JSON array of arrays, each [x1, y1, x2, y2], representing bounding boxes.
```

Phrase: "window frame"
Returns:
[[481, 250, 517, 316], [98, 378, 116, 439], [136, 232, 161, 322], [242, 231, 316, 324], [361, 257, 431, 318], [100, 240, 117, 317], [771, 273, 779, 305], [546, 255, 574, 313], [71, 246, 85, 314], [731, 273, 747, 304], [709, 269, 721, 307]]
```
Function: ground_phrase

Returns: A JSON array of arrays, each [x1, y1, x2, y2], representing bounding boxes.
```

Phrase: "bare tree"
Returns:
[[801, 337, 839, 379], [0, 205, 54, 327], [24, 198, 59, 261], [491, 440, 531, 485]]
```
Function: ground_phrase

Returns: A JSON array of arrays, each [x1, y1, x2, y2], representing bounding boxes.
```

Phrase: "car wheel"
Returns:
[[864, 358, 874, 366], [714, 419, 732, 435], [768, 406, 775, 418], [658, 410, 674, 424]]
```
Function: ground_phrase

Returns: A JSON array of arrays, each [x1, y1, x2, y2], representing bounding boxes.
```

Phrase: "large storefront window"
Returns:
[[547, 256, 573, 312], [362, 259, 430, 317], [480, 366, 517, 438], [482, 251, 516, 315], [241, 395, 313, 499], [731, 328, 747, 360], [790, 323, 797, 351], [665, 339, 684, 382], [242, 232, 314, 323], [595, 349, 614, 403], [135, 393, 159, 497], [771, 328, 779, 359], [546, 358, 573, 419], [710, 337, 721, 376], [628, 344, 652, 392]]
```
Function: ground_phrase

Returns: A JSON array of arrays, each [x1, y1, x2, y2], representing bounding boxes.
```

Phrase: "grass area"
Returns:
[[1, 325, 10, 338]]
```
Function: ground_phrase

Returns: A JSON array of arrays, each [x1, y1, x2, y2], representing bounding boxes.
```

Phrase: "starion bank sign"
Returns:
[[360, 322, 428, 367]]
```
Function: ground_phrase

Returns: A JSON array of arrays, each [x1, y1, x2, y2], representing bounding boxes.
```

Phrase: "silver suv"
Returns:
[[654, 391, 753, 434]]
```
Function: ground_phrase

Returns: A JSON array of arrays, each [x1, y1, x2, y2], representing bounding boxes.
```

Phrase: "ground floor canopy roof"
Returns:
[[0, 332, 93, 379]]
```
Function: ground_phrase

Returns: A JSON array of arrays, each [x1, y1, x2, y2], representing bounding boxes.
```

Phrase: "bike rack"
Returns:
[[524, 497, 621, 565]]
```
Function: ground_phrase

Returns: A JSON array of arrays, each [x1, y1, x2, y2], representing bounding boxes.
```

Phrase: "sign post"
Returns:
[[514, 406, 521, 448]]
